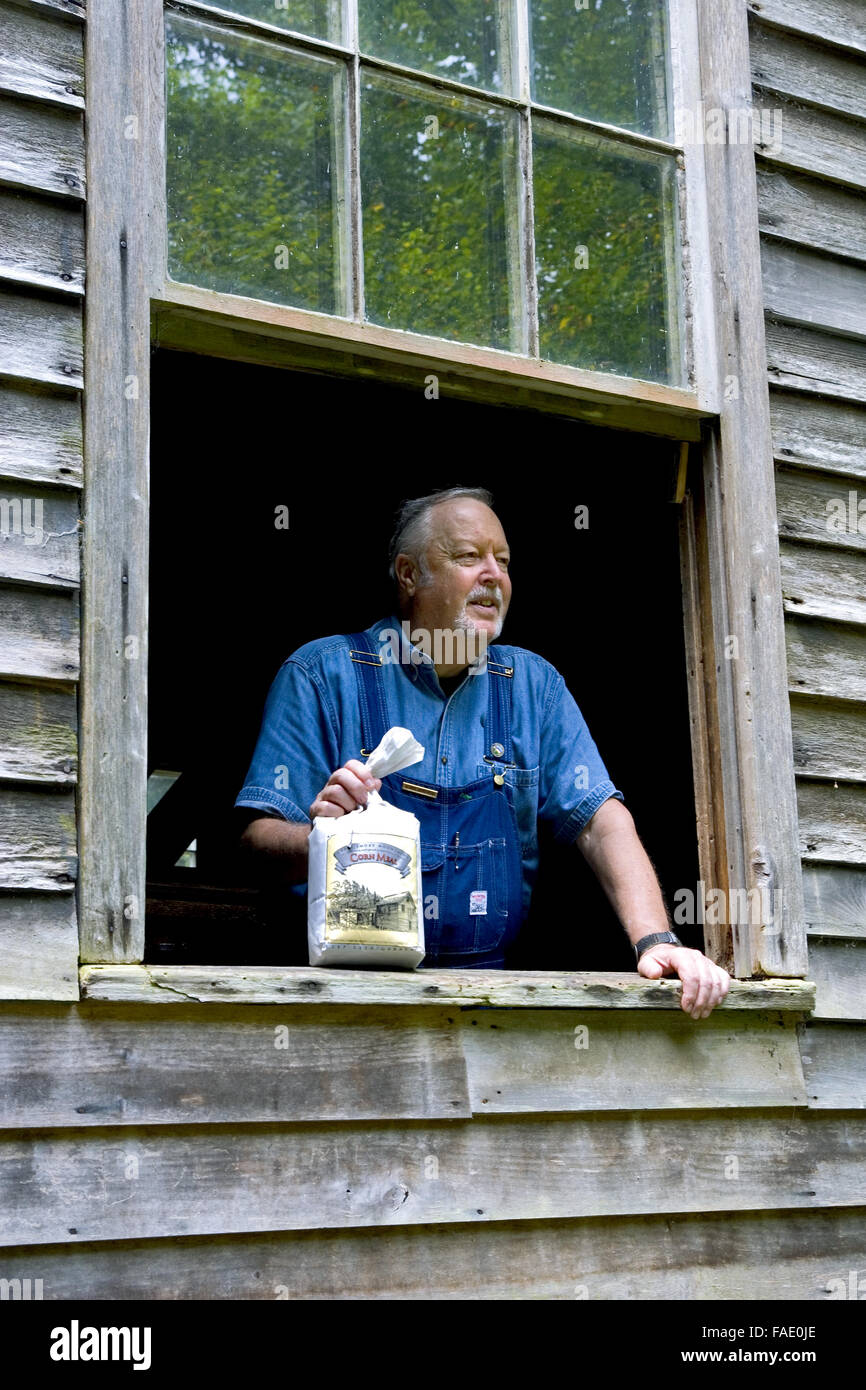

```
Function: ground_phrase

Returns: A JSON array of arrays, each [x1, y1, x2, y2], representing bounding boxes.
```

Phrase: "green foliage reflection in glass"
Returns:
[[166, 16, 345, 314], [360, 0, 513, 94], [530, 0, 670, 140], [533, 122, 677, 382], [165, 8, 682, 382], [208, 0, 343, 43], [361, 75, 519, 350]]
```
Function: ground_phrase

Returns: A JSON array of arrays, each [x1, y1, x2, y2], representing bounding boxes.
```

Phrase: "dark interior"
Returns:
[[146, 346, 701, 967]]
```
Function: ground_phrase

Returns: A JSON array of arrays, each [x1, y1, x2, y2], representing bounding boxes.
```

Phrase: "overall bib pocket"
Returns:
[[418, 835, 511, 955], [477, 763, 540, 857], [440, 835, 510, 954]]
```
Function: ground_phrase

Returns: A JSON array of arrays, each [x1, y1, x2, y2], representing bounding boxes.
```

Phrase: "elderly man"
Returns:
[[235, 485, 730, 1018]]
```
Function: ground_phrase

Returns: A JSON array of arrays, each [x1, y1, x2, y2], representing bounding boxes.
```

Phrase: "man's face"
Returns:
[[401, 499, 512, 643]]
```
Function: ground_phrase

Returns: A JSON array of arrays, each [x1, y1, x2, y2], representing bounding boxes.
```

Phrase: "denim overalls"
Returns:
[[346, 630, 526, 968]]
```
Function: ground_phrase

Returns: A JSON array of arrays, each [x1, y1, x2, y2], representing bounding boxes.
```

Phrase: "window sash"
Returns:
[[162, 0, 700, 393]]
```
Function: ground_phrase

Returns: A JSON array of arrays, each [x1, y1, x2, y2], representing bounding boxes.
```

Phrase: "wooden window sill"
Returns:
[[79, 966, 816, 1011]]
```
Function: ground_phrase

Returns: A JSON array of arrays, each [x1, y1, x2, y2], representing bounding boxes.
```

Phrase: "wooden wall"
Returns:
[[0, 1000, 863, 1299], [749, 0, 866, 1025], [0, 0, 83, 999], [750, 2, 866, 1281], [0, 0, 864, 1301]]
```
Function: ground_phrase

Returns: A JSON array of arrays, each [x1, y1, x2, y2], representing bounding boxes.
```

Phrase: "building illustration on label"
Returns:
[[325, 831, 420, 940], [327, 879, 417, 934]]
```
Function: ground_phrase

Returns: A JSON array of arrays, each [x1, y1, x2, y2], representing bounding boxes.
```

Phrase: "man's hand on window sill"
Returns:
[[637, 944, 731, 1020]]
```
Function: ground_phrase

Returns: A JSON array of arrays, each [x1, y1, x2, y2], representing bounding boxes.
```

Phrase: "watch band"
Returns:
[[634, 930, 682, 963]]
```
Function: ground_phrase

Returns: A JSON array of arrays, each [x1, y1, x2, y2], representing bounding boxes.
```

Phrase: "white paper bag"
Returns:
[[308, 728, 426, 969]]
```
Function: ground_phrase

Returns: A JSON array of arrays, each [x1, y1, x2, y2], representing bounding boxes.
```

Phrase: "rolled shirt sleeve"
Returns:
[[538, 670, 625, 843], [234, 658, 340, 824]]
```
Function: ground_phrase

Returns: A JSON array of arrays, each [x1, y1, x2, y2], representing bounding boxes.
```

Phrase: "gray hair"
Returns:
[[387, 486, 495, 593]]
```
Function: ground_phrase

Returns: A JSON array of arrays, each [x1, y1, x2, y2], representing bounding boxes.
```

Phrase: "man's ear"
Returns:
[[394, 552, 417, 597]]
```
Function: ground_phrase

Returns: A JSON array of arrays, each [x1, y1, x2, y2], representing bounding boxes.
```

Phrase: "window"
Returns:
[[78, 0, 811, 993], [144, 350, 699, 968], [161, 0, 691, 387]]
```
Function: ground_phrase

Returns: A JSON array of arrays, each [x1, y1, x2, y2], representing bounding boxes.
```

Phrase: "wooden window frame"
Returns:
[[154, 0, 702, 391], [79, 0, 810, 997]]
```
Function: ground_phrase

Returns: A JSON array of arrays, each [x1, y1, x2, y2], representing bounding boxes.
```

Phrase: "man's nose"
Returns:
[[478, 557, 506, 587]]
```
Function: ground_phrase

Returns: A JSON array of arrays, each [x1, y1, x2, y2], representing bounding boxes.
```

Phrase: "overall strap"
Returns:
[[345, 630, 390, 756], [485, 644, 514, 764]]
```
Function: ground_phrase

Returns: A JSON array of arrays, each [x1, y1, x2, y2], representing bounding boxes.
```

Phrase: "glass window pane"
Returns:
[[166, 15, 347, 315], [533, 121, 680, 383], [205, 0, 343, 45], [530, 0, 670, 141], [361, 73, 521, 350], [360, 0, 514, 95]]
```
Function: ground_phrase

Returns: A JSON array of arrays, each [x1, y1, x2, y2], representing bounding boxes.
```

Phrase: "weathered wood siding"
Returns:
[[0, 0, 82, 998], [0, 999, 862, 1299], [1, 0, 864, 1304], [750, 2, 866, 1270], [751, 4, 866, 1026]]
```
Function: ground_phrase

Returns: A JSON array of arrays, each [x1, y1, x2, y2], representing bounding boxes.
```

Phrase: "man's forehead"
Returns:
[[428, 500, 508, 547]]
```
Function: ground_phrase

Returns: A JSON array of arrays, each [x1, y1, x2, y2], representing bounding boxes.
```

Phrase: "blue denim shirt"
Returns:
[[235, 614, 625, 914]]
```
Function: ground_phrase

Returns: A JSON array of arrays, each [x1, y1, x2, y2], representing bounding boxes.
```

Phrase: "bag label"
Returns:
[[469, 891, 488, 916], [333, 838, 412, 877], [324, 829, 419, 944]]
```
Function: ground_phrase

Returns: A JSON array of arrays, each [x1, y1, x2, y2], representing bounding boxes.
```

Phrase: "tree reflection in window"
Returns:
[[164, 1, 683, 385]]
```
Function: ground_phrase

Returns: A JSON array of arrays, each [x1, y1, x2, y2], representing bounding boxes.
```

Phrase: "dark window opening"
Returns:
[[147, 347, 700, 967]]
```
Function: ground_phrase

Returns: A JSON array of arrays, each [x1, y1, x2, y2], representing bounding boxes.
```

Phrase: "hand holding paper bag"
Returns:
[[309, 726, 424, 818], [362, 726, 425, 779]]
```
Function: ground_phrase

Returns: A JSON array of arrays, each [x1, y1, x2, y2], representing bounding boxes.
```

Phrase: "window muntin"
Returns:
[[164, 0, 684, 384]]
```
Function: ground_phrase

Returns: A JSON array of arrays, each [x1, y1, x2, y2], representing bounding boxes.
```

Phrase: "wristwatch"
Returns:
[[633, 930, 682, 964]]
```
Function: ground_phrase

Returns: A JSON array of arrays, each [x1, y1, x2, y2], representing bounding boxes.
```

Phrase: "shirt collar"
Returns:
[[372, 614, 434, 687], [371, 614, 486, 694]]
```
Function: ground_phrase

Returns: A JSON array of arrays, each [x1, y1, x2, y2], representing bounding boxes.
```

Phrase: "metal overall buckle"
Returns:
[[483, 746, 516, 786]]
